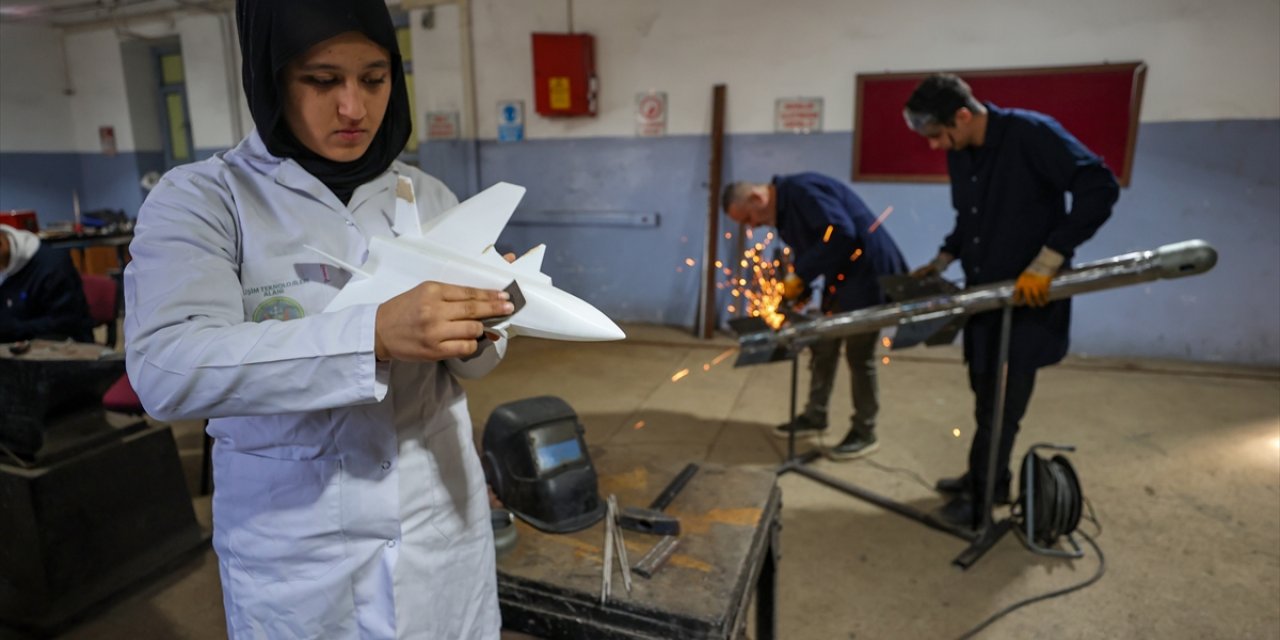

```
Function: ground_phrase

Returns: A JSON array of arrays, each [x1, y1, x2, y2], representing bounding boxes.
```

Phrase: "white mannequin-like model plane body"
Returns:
[[308, 179, 625, 342]]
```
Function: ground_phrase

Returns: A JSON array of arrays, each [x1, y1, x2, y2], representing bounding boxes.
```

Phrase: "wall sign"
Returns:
[[497, 100, 525, 142], [99, 126, 117, 156], [774, 97, 823, 134], [635, 91, 667, 137], [425, 111, 460, 140]]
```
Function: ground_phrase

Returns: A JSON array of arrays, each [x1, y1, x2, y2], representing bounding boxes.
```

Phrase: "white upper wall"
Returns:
[[3, 0, 1277, 152], [409, 5, 467, 135], [65, 28, 137, 152], [462, 0, 1280, 138], [179, 13, 248, 150], [0, 24, 74, 152]]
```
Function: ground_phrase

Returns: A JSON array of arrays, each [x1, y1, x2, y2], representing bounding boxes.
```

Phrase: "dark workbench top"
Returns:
[[497, 459, 780, 639]]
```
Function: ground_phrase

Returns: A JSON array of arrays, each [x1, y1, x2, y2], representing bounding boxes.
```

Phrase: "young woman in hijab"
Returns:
[[125, 1, 511, 636]]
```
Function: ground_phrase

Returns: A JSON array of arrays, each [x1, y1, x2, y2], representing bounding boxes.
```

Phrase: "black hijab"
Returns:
[[236, 0, 411, 205]]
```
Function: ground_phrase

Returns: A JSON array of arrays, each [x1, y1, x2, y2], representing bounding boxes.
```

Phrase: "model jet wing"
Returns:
[[307, 179, 624, 342]]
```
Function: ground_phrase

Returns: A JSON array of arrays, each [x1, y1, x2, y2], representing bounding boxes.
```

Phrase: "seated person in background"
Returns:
[[0, 224, 94, 343]]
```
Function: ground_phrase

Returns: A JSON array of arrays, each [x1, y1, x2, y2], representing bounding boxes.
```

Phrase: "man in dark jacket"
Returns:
[[1, 225, 94, 343], [724, 173, 908, 459], [904, 74, 1118, 527]]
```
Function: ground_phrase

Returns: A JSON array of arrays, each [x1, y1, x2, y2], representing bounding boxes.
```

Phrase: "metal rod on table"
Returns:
[[608, 495, 632, 593], [633, 536, 681, 579]]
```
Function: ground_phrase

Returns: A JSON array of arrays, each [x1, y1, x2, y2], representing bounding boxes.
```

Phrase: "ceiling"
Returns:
[[0, 0, 225, 26]]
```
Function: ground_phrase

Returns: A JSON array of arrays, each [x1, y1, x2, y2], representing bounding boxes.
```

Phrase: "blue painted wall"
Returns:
[[0, 151, 163, 223], [0, 152, 83, 220], [480, 136, 709, 328], [472, 121, 1280, 366], [3, 120, 1275, 365]]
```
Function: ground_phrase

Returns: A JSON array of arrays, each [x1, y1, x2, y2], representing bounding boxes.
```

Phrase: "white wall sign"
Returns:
[[774, 97, 823, 134], [99, 125, 117, 156], [635, 91, 667, 137], [497, 100, 524, 142], [425, 111, 460, 140]]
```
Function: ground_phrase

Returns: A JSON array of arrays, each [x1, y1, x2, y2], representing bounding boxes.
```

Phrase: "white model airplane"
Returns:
[[307, 179, 625, 342]]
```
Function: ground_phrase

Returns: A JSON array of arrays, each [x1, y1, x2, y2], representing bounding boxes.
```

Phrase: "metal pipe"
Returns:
[[218, 8, 244, 142], [458, 0, 480, 198], [737, 239, 1218, 363]]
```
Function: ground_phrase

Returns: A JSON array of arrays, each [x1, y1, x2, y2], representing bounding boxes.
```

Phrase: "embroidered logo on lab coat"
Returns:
[[252, 296, 306, 322]]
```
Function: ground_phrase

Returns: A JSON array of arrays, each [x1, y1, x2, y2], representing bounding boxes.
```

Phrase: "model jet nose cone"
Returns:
[[509, 284, 627, 342], [549, 301, 626, 341], [589, 320, 626, 341]]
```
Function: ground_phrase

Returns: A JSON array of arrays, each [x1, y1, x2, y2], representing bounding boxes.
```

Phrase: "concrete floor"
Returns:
[[8, 323, 1279, 639]]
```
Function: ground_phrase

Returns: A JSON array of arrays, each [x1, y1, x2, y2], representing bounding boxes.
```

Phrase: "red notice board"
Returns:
[[853, 62, 1146, 187]]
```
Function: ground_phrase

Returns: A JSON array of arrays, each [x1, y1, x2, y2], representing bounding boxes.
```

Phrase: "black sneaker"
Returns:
[[935, 473, 970, 495], [772, 414, 827, 439], [828, 432, 879, 460]]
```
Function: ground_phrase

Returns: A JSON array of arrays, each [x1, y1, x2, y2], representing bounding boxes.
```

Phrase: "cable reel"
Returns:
[[1013, 443, 1085, 558]]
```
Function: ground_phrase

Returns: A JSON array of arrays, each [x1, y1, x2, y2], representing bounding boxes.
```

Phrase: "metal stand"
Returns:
[[774, 304, 1022, 567], [951, 303, 1017, 568]]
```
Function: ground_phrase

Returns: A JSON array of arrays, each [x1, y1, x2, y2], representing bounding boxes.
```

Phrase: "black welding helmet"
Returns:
[[481, 396, 605, 533]]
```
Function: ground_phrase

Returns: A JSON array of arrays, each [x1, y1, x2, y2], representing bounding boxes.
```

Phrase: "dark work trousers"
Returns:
[[802, 331, 880, 438], [967, 366, 1038, 510]]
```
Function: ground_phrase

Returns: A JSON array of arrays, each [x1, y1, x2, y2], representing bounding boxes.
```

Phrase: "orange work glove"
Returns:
[[1013, 247, 1064, 307], [782, 273, 806, 301]]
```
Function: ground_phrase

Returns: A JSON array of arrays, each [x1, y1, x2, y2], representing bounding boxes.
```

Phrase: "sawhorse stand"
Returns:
[[773, 304, 1019, 569]]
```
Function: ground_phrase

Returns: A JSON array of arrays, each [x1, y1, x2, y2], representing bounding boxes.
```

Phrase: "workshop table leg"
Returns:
[[755, 510, 780, 640]]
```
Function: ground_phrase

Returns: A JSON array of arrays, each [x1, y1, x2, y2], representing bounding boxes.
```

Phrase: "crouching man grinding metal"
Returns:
[[723, 173, 908, 460], [903, 73, 1119, 529], [125, 0, 514, 636]]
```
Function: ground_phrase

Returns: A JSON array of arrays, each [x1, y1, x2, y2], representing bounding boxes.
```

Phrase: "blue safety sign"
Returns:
[[497, 100, 524, 142]]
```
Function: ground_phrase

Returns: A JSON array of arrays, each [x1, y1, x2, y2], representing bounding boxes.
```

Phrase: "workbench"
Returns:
[[497, 460, 780, 639]]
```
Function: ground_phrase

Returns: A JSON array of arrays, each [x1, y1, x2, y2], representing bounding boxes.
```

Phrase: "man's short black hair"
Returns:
[[904, 73, 982, 128], [721, 181, 754, 213]]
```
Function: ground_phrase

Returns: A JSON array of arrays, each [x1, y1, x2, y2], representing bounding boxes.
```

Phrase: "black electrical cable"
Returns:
[[859, 457, 937, 493], [952, 454, 1106, 640], [952, 531, 1105, 640]]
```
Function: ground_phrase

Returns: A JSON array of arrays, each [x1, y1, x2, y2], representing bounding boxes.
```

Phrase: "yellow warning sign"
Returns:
[[549, 77, 571, 110]]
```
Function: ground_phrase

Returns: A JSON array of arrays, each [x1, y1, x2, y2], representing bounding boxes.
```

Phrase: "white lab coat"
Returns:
[[125, 132, 502, 639]]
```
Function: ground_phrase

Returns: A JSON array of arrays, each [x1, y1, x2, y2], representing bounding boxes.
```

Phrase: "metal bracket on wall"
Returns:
[[508, 211, 660, 228]]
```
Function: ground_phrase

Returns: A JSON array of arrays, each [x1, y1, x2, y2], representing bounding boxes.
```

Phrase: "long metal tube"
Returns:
[[739, 239, 1217, 359]]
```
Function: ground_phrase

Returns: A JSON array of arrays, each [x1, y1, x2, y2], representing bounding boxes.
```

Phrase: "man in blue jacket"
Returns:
[[724, 173, 908, 459], [904, 74, 1118, 528], [1, 224, 94, 344]]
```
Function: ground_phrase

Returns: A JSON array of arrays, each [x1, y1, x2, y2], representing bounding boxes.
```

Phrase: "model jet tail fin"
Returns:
[[392, 176, 422, 238], [511, 244, 552, 284], [418, 182, 526, 255]]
